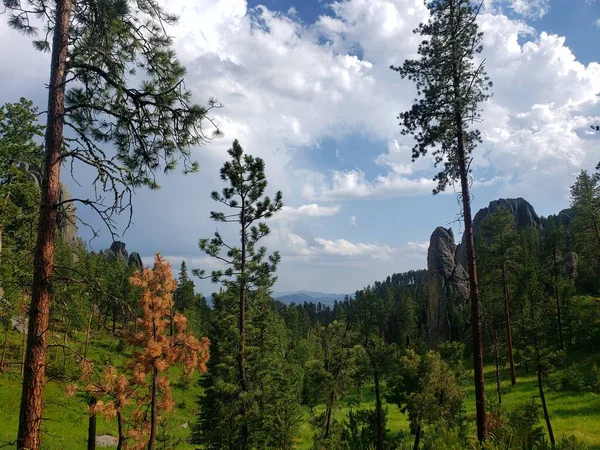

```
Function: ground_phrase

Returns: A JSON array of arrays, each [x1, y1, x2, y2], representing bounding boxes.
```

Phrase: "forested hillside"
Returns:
[[2, 0, 600, 449]]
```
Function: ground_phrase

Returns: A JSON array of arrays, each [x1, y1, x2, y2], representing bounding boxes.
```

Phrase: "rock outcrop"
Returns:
[[100, 241, 144, 270], [428, 198, 544, 348], [565, 252, 579, 280], [128, 252, 143, 272], [456, 198, 543, 265], [57, 183, 78, 249], [427, 227, 469, 349]]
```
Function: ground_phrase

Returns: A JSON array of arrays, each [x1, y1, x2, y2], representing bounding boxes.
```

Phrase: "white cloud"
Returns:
[[596, 18, 600, 27], [507, 0, 550, 18], [350, 215, 357, 227], [3, 0, 600, 292], [276, 203, 342, 221]]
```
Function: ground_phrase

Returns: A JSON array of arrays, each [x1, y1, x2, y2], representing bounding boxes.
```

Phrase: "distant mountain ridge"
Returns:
[[273, 290, 351, 306]]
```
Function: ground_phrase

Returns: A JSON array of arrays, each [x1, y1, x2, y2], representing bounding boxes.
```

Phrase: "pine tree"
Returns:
[[0, 99, 43, 371], [387, 350, 465, 450], [353, 288, 394, 450], [2, 1, 220, 445], [195, 139, 283, 449], [391, 0, 492, 440], [479, 208, 520, 386], [128, 254, 210, 450]]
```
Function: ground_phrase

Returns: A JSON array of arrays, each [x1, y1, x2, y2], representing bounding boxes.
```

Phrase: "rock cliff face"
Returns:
[[428, 198, 544, 348], [427, 227, 469, 349]]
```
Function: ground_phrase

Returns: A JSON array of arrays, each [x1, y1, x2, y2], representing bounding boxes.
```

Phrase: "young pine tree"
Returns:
[[391, 0, 492, 440], [479, 208, 520, 386], [2, 2, 220, 445], [195, 139, 283, 449], [128, 254, 210, 450]]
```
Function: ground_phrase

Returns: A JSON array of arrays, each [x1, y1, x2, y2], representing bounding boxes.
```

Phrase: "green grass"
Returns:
[[2, 329, 600, 449]]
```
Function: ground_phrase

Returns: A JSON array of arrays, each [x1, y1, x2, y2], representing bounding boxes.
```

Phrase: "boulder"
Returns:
[[427, 227, 469, 349], [96, 435, 119, 447]]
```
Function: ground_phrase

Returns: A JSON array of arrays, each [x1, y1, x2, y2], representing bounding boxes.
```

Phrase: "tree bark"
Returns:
[[501, 260, 516, 386], [494, 330, 502, 405], [552, 246, 564, 351], [456, 92, 487, 444], [84, 307, 93, 359], [413, 424, 421, 450], [17, 0, 72, 448], [239, 206, 248, 450], [450, 0, 486, 440], [148, 366, 158, 450], [374, 370, 383, 450], [117, 411, 125, 450], [87, 397, 97, 450], [0, 325, 8, 372]]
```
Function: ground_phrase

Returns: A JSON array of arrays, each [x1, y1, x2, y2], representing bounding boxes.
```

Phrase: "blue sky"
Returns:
[[1, 0, 599, 294]]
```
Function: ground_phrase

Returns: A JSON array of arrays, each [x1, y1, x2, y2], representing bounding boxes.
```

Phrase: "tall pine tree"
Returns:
[[2, 1, 220, 446], [195, 140, 283, 449], [391, 0, 492, 440]]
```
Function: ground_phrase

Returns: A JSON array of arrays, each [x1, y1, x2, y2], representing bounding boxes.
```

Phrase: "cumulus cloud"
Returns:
[[276, 203, 342, 221], [3, 0, 600, 292]]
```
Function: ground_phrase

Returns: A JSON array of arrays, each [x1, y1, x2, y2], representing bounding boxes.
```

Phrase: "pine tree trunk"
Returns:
[[87, 397, 97, 450], [17, 0, 72, 447], [553, 247, 565, 350], [324, 389, 335, 441], [84, 308, 93, 359], [450, 0, 486, 440], [117, 411, 125, 450], [20, 311, 27, 377], [494, 331, 502, 405], [148, 366, 158, 450], [374, 370, 383, 450], [501, 261, 516, 386], [0, 325, 8, 373], [413, 424, 421, 450], [456, 102, 487, 444], [239, 208, 248, 450], [537, 362, 555, 446]]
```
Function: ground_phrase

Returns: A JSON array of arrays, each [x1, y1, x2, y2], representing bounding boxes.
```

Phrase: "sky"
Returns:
[[1, 0, 600, 295]]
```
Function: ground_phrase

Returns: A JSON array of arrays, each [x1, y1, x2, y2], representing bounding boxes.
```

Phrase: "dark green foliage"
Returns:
[[3, 0, 220, 225], [391, 0, 492, 194]]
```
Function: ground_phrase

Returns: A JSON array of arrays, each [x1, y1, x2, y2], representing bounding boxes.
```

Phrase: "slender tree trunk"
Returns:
[[374, 370, 383, 450], [239, 208, 248, 450], [17, 1, 72, 447], [456, 103, 487, 443], [84, 308, 93, 359], [537, 365, 555, 447], [20, 312, 27, 377], [148, 366, 158, 450], [87, 397, 97, 450], [501, 260, 516, 386], [112, 303, 117, 335], [413, 424, 421, 450], [0, 325, 8, 372], [117, 411, 125, 450], [552, 247, 565, 351], [450, 1, 486, 440], [494, 330, 502, 405], [324, 389, 335, 441]]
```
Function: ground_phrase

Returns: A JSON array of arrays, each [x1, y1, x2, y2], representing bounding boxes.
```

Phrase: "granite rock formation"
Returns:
[[456, 198, 543, 265], [427, 227, 469, 349]]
